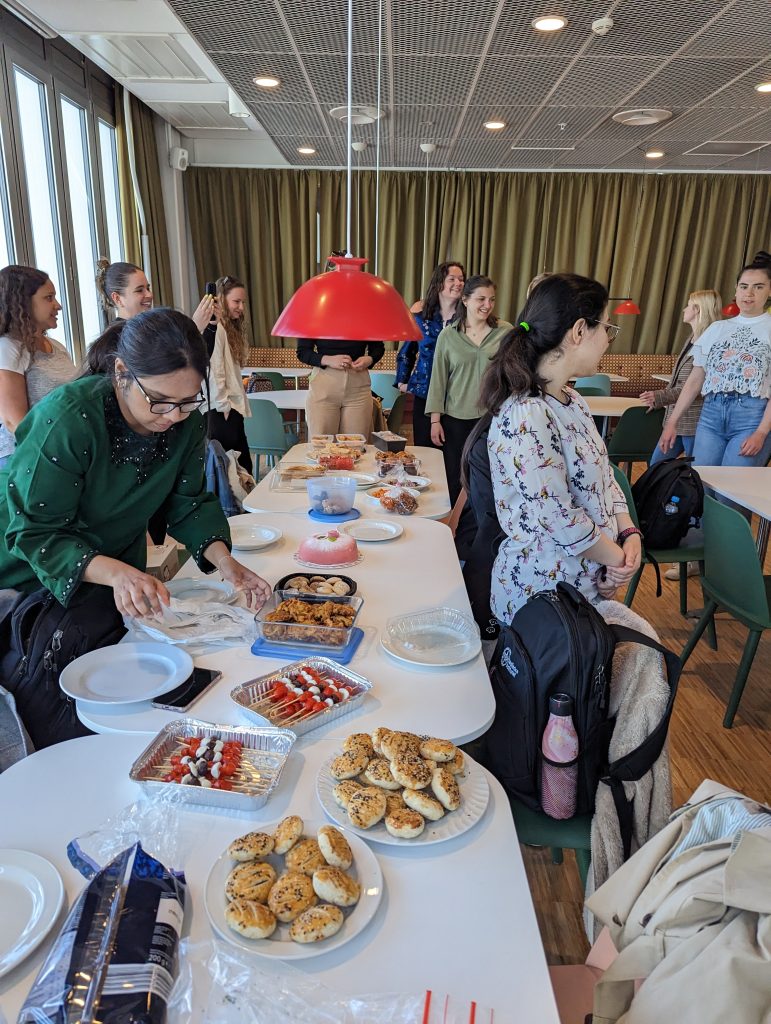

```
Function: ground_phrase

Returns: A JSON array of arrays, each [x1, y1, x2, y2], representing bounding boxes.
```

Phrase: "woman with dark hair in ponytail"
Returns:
[[484, 273, 641, 625], [0, 308, 270, 663]]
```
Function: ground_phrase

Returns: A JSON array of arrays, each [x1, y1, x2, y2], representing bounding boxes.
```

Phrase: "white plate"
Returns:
[[0, 850, 64, 977], [381, 607, 482, 667], [316, 755, 490, 847], [346, 472, 378, 488], [341, 520, 403, 542], [293, 553, 363, 570], [230, 524, 283, 551], [204, 819, 383, 960], [166, 578, 236, 603], [60, 642, 194, 704], [377, 475, 431, 490]]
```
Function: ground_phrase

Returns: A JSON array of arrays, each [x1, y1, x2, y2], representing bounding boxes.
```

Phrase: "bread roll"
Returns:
[[317, 825, 353, 869], [343, 732, 374, 759], [225, 898, 277, 939], [385, 808, 425, 839], [267, 871, 316, 923], [333, 779, 362, 809], [225, 860, 277, 903], [273, 815, 304, 855], [285, 838, 327, 876], [362, 757, 401, 790], [330, 749, 369, 780], [431, 766, 461, 810], [347, 786, 387, 828], [312, 866, 361, 907], [447, 748, 466, 776], [289, 904, 344, 943], [403, 787, 445, 821], [371, 726, 392, 755], [381, 730, 421, 761], [227, 831, 275, 862], [384, 789, 407, 815], [390, 751, 432, 790], [419, 737, 457, 763]]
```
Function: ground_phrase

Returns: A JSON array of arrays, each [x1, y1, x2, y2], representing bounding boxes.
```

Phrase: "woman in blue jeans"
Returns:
[[659, 255, 771, 468]]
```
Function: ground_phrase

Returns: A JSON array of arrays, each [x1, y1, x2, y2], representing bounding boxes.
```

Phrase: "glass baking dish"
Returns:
[[255, 591, 364, 649]]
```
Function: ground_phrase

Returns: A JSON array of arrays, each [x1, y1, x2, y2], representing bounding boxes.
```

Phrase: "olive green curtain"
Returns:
[[186, 167, 770, 354], [114, 86, 173, 306]]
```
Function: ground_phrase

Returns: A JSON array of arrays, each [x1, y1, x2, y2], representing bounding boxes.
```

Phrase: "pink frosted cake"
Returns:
[[296, 529, 359, 567]]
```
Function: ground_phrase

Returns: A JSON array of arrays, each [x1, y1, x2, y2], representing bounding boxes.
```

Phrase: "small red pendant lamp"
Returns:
[[722, 301, 740, 317], [611, 297, 641, 315], [271, 0, 420, 344]]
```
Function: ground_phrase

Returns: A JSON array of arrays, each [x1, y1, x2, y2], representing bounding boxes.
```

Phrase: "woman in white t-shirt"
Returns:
[[0, 265, 77, 469], [660, 256, 771, 467]]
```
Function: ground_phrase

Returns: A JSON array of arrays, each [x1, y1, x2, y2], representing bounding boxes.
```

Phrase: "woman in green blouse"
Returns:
[[0, 308, 270, 617]]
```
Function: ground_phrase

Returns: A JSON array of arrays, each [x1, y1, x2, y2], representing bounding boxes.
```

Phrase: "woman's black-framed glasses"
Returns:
[[590, 319, 621, 342], [129, 371, 205, 414]]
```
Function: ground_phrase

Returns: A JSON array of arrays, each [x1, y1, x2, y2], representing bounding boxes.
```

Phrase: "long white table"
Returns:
[[247, 390, 308, 410], [0, 734, 558, 1022], [243, 443, 451, 521], [75, 514, 493, 742], [244, 366, 308, 378], [693, 466, 771, 561], [583, 395, 644, 439]]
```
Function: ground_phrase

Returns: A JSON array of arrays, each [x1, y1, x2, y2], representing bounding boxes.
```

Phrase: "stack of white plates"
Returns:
[[381, 607, 481, 667]]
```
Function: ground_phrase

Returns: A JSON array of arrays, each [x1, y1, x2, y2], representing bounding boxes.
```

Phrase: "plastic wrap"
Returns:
[[132, 599, 255, 648], [19, 843, 185, 1024]]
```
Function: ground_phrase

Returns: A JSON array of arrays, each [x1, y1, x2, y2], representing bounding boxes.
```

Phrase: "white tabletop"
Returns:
[[248, 390, 309, 411], [0, 733, 558, 1023], [651, 373, 672, 383], [583, 396, 644, 417], [243, 444, 451, 521], [75, 514, 493, 743], [692, 466, 771, 522], [244, 366, 308, 377]]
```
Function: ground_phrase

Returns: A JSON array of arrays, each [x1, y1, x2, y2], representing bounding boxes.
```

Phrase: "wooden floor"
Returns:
[[524, 533, 771, 966]]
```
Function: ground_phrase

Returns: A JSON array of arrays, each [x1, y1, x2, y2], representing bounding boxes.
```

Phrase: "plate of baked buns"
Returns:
[[315, 728, 490, 846], [205, 816, 383, 960]]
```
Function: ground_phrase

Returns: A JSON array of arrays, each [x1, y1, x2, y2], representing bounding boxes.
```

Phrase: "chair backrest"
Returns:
[[244, 398, 293, 452], [701, 495, 769, 621], [576, 386, 606, 397], [607, 406, 665, 463], [370, 372, 398, 403], [387, 392, 407, 433], [574, 373, 611, 395], [611, 463, 640, 528], [254, 371, 285, 390]]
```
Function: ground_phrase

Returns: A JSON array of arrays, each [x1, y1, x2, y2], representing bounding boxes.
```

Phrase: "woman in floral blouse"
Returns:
[[483, 274, 642, 624]]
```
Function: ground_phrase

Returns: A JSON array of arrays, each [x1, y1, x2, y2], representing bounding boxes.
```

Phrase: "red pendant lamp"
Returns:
[[611, 297, 641, 315], [722, 301, 740, 317], [271, 0, 420, 344]]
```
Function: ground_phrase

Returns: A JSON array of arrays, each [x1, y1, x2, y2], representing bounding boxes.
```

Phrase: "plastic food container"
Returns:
[[371, 430, 407, 453], [306, 475, 357, 515], [310, 434, 336, 447], [274, 572, 357, 596], [273, 463, 327, 489], [376, 454, 422, 477], [335, 433, 367, 449], [255, 591, 364, 649]]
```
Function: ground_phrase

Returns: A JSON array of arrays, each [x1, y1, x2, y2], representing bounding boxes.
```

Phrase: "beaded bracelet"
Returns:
[[617, 526, 643, 543]]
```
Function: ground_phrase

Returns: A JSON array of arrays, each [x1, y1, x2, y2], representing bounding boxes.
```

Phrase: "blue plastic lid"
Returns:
[[670, 496, 680, 503]]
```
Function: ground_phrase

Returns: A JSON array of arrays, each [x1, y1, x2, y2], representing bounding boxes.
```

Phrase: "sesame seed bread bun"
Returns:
[[225, 860, 277, 903], [390, 752, 432, 790], [267, 871, 316, 922], [330, 749, 370, 780], [317, 825, 353, 869], [370, 726, 392, 755], [227, 831, 275, 862], [419, 738, 457, 763], [273, 815, 304, 855], [289, 904, 344, 944], [285, 838, 327, 876], [403, 787, 445, 821], [384, 808, 425, 839], [362, 757, 402, 790], [333, 779, 362, 809], [447, 748, 466, 776], [384, 789, 407, 815], [312, 866, 361, 907], [431, 766, 461, 811], [380, 731, 421, 761], [343, 732, 374, 759], [225, 898, 277, 939], [347, 786, 387, 828]]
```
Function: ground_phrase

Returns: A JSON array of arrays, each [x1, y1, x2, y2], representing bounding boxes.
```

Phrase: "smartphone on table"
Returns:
[[152, 668, 223, 712]]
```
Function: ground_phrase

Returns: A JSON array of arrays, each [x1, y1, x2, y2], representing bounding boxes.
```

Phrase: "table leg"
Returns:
[[757, 517, 769, 565]]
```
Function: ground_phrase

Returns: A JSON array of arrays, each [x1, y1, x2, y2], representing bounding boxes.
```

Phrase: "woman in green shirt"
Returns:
[[425, 275, 511, 504], [0, 307, 270, 617]]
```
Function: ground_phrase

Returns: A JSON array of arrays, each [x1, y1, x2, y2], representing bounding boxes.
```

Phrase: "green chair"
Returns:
[[575, 373, 611, 395], [244, 398, 297, 477], [509, 796, 592, 889], [387, 392, 407, 433], [611, 464, 709, 623], [680, 496, 771, 727], [607, 406, 665, 477], [253, 371, 285, 390], [370, 372, 398, 408], [576, 386, 607, 397]]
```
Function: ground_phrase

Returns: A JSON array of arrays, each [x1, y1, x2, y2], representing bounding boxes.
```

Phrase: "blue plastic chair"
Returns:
[[370, 372, 398, 408], [574, 373, 611, 395], [244, 399, 298, 476]]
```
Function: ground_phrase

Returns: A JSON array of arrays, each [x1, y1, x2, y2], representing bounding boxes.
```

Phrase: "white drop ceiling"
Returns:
[[12, 0, 771, 171]]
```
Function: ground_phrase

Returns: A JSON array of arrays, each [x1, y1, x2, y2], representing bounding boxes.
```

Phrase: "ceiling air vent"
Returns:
[[329, 105, 384, 125], [685, 141, 769, 157], [612, 108, 672, 126]]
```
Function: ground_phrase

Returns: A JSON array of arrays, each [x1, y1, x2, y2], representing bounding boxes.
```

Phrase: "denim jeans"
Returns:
[[693, 393, 771, 468], [650, 432, 695, 466]]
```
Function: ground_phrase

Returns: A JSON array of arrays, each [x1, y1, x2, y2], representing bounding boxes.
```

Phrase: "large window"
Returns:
[[98, 119, 123, 263], [13, 66, 72, 348], [0, 135, 12, 267]]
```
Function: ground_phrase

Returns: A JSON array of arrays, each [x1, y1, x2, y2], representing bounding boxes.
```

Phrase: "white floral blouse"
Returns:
[[693, 313, 771, 400], [488, 389, 628, 624]]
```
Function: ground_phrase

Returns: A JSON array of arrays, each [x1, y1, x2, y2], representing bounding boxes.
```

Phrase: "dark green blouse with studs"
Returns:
[[0, 375, 231, 605]]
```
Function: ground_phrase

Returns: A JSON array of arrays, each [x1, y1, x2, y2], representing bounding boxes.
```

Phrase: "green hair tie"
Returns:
[[519, 321, 530, 332]]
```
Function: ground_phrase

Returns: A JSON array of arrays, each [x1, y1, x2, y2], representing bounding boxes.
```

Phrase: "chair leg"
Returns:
[[679, 562, 688, 616], [623, 568, 643, 607], [550, 847, 564, 866], [699, 562, 718, 650], [575, 848, 591, 891], [723, 630, 762, 728], [680, 599, 717, 668]]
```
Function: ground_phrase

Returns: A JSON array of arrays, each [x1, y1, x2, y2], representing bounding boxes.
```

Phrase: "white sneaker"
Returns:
[[664, 562, 699, 580]]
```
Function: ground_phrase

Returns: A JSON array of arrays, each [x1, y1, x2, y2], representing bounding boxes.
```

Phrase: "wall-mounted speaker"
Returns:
[[169, 146, 189, 172]]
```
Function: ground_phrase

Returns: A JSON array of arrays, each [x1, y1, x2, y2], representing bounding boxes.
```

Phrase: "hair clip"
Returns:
[[519, 321, 530, 332]]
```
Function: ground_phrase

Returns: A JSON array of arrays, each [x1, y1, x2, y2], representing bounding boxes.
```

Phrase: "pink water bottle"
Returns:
[[541, 694, 579, 819]]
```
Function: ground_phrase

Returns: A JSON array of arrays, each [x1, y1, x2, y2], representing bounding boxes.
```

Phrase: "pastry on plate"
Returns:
[[225, 898, 277, 939], [343, 732, 375, 758], [317, 825, 353, 869], [227, 831, 275, 862], [285, 838, 327, 876], [330, 749, 370, 780], [225, 860, 277, 903], [312, 866, 361, 907], [385, 808, 426, 839], [363, 757, 402, 790], [384, 789, 407, 815], [403, 787, 445, 821], [289, 904, 344, 943], [333, 779, 362, 809], [390, 752, 432, 790], [380, 731, 421, 761], [347, 786, 387, 829], [371, 726, 392, 755], [419, 737, 457, 763], [273, 815, 304, 855], [432, 766, 461, 810], [268, 871, 316, 923]]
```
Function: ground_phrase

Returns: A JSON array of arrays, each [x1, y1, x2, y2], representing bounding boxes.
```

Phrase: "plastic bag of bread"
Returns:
[[19, 843, 185, 1024]]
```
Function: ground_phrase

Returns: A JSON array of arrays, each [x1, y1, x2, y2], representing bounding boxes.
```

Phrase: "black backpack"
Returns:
[[483, 583, 680, 858], [0, 585, 126, 751], [631, 459, 703, 550]]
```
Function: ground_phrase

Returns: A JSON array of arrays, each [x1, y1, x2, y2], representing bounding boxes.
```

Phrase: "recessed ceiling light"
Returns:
[[532, 15, 567, 31], [484, 120, 506, 130], [645, 149, 665, 159], [253, 75, 280, 89], [612, 108, 672, 126], [756, 81, 771, 93], [297, 146, 316, 155]]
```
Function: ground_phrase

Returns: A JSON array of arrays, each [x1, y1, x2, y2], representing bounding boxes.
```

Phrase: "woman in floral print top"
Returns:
[[482, 274, 641, 624]]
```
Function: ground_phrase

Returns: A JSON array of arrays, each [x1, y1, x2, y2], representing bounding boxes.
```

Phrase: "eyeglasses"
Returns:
[[129, 371, 205, 415], [589, 319, 621, 342]]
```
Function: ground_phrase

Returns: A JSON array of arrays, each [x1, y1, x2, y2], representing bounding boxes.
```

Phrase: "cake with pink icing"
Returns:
[[297, 529, 359, 566]]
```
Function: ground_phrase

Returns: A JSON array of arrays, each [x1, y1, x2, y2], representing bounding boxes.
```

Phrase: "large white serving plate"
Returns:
[[60, 642, 193, 704], [0, 850, 64, 978]]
